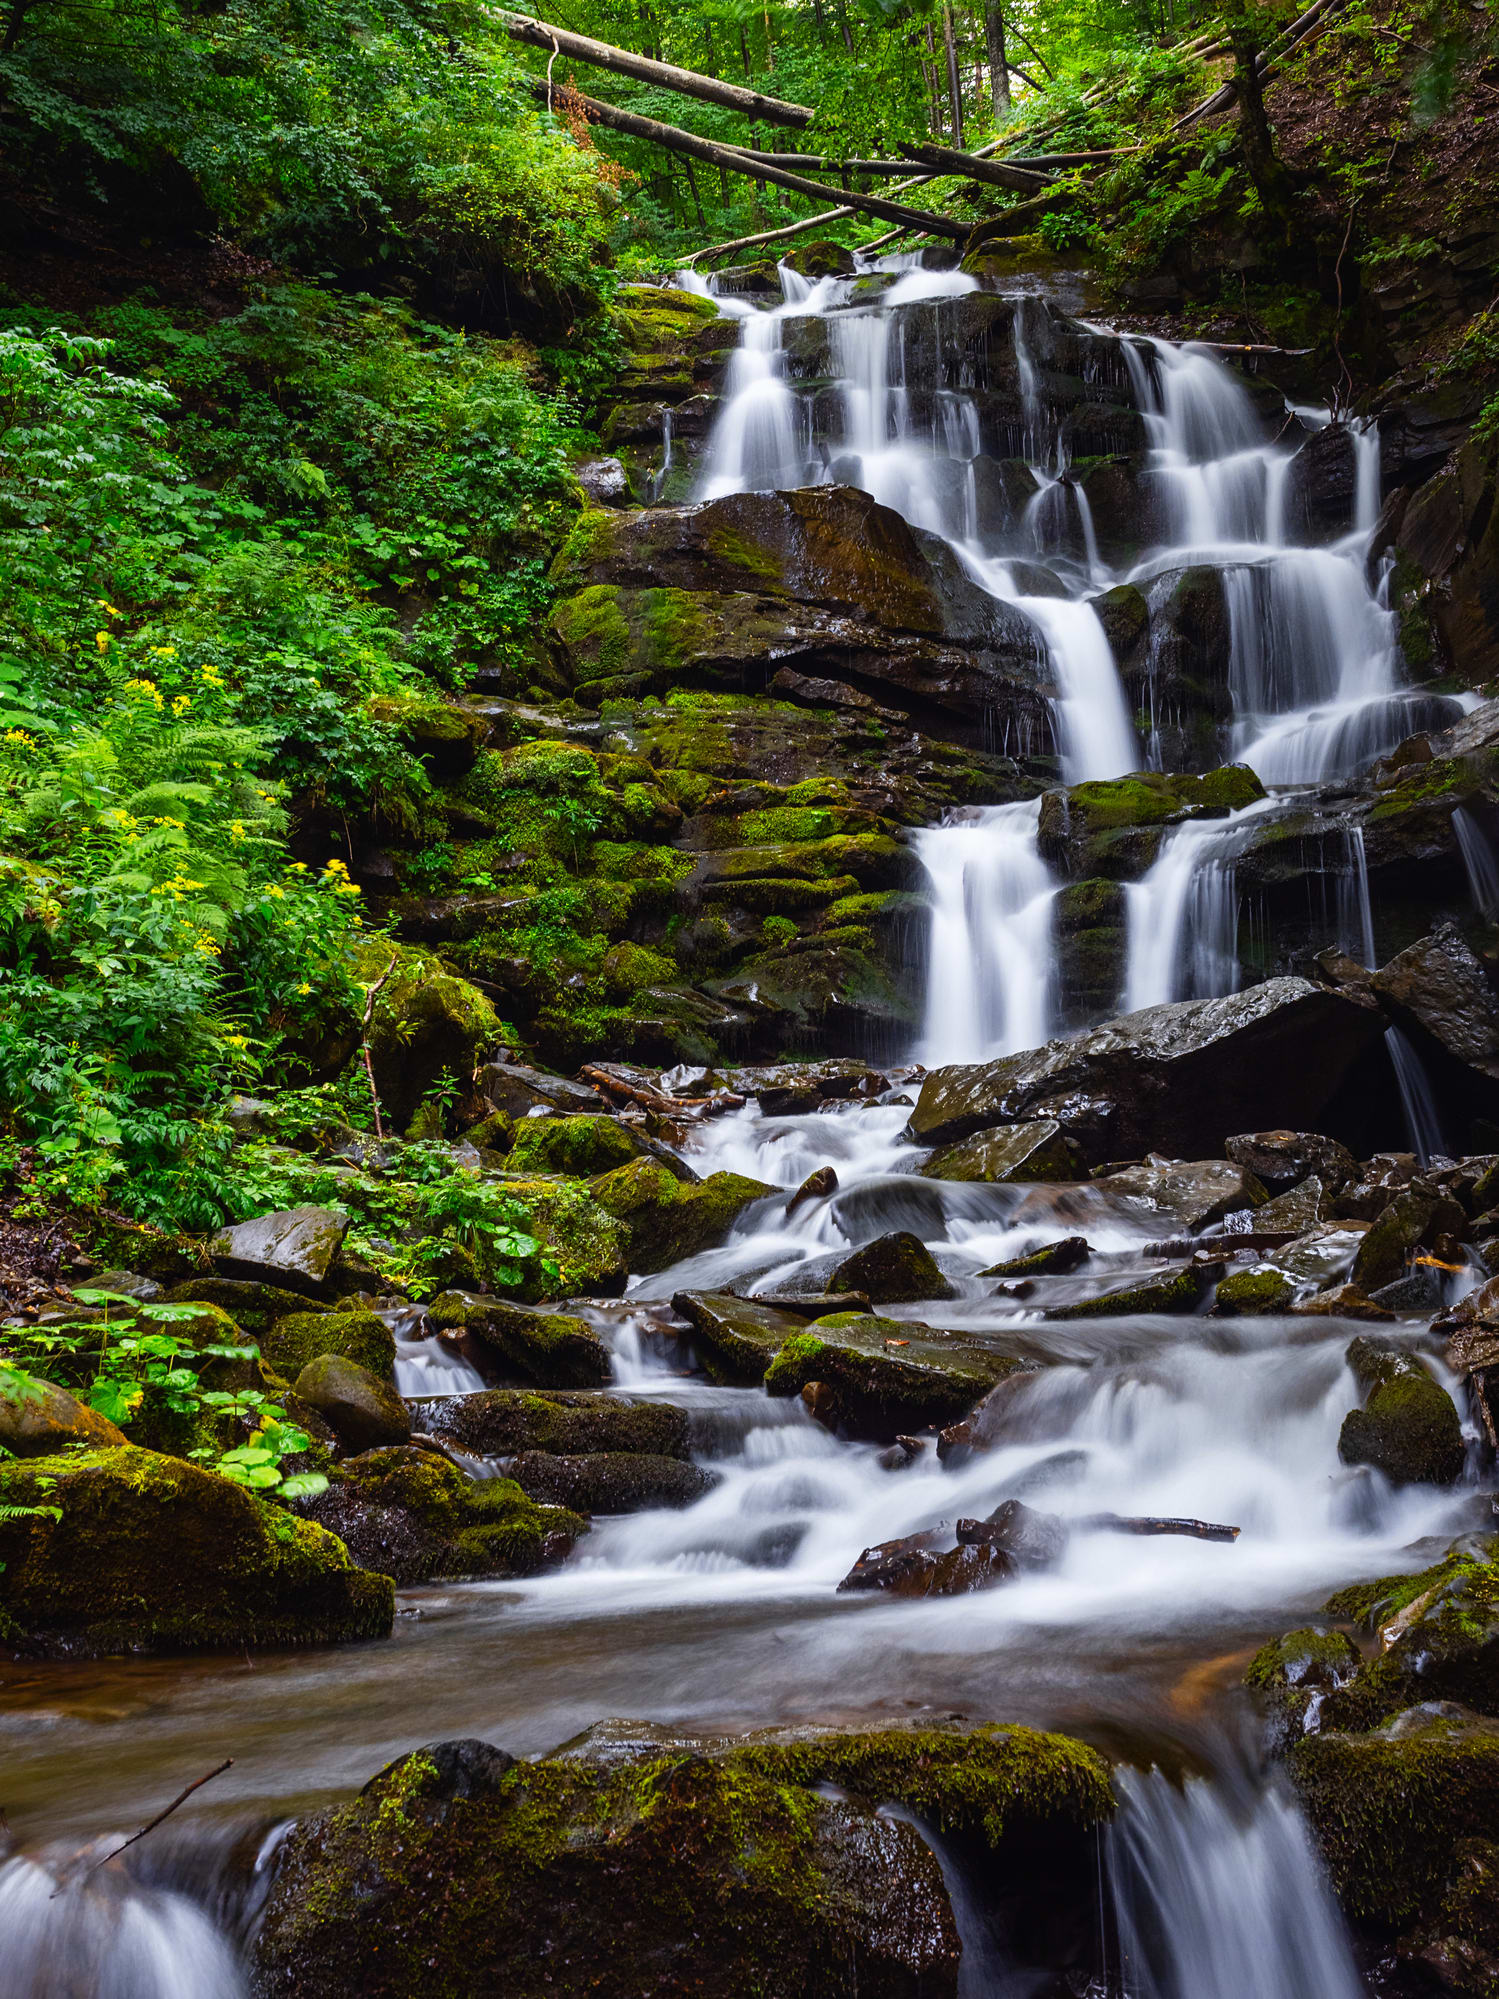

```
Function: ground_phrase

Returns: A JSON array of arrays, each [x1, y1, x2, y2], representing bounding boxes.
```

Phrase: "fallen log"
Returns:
[[525, 80, 972, 239], [1077, 1512, 1241, 1542]]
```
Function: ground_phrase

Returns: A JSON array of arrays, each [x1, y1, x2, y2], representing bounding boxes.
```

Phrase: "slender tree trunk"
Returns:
[[923, 24, 942, 135], [703, 18, 717, 74], [985, 0, 1010, 115], [683, 156, 706, 226], [763, 2, 775, 69], [942, 4, 964, 146], [810, 0, 827, 42], [739, 26, 752, 77], [835, 0, 854, 52], [1228, 15, 1295, 224]]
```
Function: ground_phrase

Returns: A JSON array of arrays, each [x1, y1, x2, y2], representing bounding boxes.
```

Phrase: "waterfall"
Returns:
[[1454, 803, 1499, 919], [1109, 1767, 1363, 1999], [1386, 1023, 1448, 1166]]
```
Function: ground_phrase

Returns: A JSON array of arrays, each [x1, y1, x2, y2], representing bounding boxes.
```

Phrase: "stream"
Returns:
[[3, 252, 1486, 1995]]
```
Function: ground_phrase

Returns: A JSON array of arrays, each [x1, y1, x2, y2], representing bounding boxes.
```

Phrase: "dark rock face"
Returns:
[[546, 486, 1055, 742], [829, 1230, 955, 1303], [919, 1120, 1077, 1183], [1091, 1158, 1268, 1231], [426, 1292, 612, 1389], [1372, 922, 1499, 1086], [1224, 1130, 1357, 1193], [1337, 1341, 1464, 1485], [293, 1354, 411, 1453], [424, 1388, 690, 1461], [209, 1206, 349, 1298], [907, 978, 1385, 1165], [1391, 433, 1499, 685], [764, 1312, 1026, 1437], [670, 1290, 804, 1383], [503, 1451, 714, 1514]]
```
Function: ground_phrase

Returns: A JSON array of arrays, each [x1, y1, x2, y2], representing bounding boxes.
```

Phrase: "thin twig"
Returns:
[[360, 954, 398, 1142], [57, 1760, 234, 1895], [1331, 201, 1357, 413]]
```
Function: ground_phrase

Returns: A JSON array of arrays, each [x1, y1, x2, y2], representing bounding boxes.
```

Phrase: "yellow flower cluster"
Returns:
[[3, 728, 35, 752], [200, 664, 224, 688], [222, 1033, 250, 1052], [154, 872, 207, 902], [97, 600, 123, 620], [151, 645, 177, 661], [171, 694, 191, 718], [322, 857, 362, 897], [193, 929, 220, 960], [123, 678, 164, 708]]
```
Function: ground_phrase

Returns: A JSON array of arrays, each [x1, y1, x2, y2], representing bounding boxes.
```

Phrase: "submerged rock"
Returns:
[[426, 1292, 612, 1389], [0, 1447, 393, 1658], [1244, 1625, 1364, 1742], [765, 1313, 1026, 1436], [1043, 1263, 1207, 1319], [829, 1230, 955, 1304], [980, 1236, 1090, 1278], [906, 978, 1383, 1165]]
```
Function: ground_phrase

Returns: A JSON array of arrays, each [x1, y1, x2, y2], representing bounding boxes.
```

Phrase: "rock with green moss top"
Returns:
[[164, 1277, 330, 1339], [294, 1354, 411, 1453], [504, 1113, 647, 1178], [496, 1178, 630, 1298], [589, 1158, 774, 1273], [504, 1451, 713, 1513], [261, 1311, 397, 1388], [1212, 1266, 1296, 1315], [920, 1120, 1077, 1184], [1244, 1625, 1364, 1741], [0, 1447, 393, 1659], [671, 1290, 804, 1383], [1338, 1345, 1464, 1485], [1292, 1705, 1499, 1930], [366, 693, 486, 776], [425, 1291, 611, 1388], [1043, 1264, 1206, 1320], [829, 1230, 954, 1303], [765, 1314, 1025, 1437], [1351, 1183, 1468, 1294], [251, 1730, 964, 1999], [1402, 1834, 1499, 1994], [299, 1445, 583, 1585], [1036, 764, 1266, 880], [0, 1378, 126, 1458], [353, 939, 501, 1131], [425, 1388, 689, 1460]]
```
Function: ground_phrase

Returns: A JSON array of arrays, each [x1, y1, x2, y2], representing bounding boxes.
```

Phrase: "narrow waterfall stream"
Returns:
[[9, 254, 1489, 1998]]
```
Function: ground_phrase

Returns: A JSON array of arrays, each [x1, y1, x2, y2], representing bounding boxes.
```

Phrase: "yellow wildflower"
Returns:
[[171, 694, 191, 717], [151, 644, 178, 660], [229, 819, 246, 843], [95, 631, 111, 653], [96, 600, 124, 619], [3, 729, 35, 751], [265, 884, 286, 900], [297, 982, 312, 996]]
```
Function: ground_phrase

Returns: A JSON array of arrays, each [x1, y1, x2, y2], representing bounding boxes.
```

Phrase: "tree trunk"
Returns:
[[923, 24, 942, 135], [683, 155, 706, 227], [942, 5, 964, 145], [835, 0, 854, 54], [1228, 15, 1295, 224], [985, 0, 1011, 115], [523, 79, 973, 237]]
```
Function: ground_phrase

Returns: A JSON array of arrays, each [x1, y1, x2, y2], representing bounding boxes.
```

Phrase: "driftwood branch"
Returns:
[[1078, 1513, 1241, 1542], [528, 81, 972, 237], [58, 1759, 235, 1895]]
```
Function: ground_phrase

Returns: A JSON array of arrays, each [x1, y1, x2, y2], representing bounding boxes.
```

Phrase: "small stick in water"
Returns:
[[57, 1758, 235, 1894]]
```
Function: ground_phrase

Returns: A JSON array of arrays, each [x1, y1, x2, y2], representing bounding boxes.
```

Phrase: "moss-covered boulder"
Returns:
[[424, 1388, 689, 1461], [498, 1179, 630, 1297], [0, 1377, 127, 1458], [0, 1447, 393, 1658], [261, 1311, 397, 1388], [1243, 1625, 1364, 1741], [299, 1446, 583, 1585], [164, 1278, 330, 1340], [252, 1734, 962, 1999], [1212, 1266, 1296, 1315], [765, 1314, 1025, 1437], [1093, 1159, 1268, 1231], [503, 1451, 713, 1513], [670, 1290, 804, 1383], [354, 939, 501, 1131], [1337, 1341, 1464, 1485], [425, 1292, 611, 1388], [920, 1120, 1077, 1184], [1043, 1264, 1206, 1319], [294, 1354, 411, 1453], [589, 1158, 774, 1273], [1351, 1184, 1468, 1294], [829, 1231, 954, 1304], [504, 1114, 648, 1179], [980, 1237, 1090, 1279], [1036, 764, 1266, 880]]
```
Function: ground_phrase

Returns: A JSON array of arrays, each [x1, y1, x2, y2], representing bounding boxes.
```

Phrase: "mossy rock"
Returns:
[[1291, 1706, 1499, 1929], [765, 1314, 1025, 1438], [498, 1179, 630, 1298], [920, 1121, 1077, 1184], [366, 694, 486, 775], [252, 1719, 1110, 1999], [829, 1231, 954, 1304], [504, 1451, 713, 1513], [1243, 1625, 1364, 1741], [1338, 1364, 1465, 1485], [0, 1447, 393, 1658], [426, 1292, 612, 1388], [294, 1354, 411, 1452], [164, 1277, 330, 1340], [261, 1311, 398, 1388], [353, 939, 501, 1132], [504, 1114, 646, 1179], [1042, 1264, 1204, 1320], [1036, 764, 1267, 879], [0, 1377, 127, 1458], [425, 1388, 690, 1460], [301, 1446, 583, 1585], [1213, 1266, 1296, 1315], [588, 1158, 774, 1274], [670, 1290, 805, 1384]]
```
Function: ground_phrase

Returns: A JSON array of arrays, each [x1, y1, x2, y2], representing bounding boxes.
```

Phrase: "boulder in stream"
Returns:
[[670, 1290, 805, 1384], [1224, 1130, 1358, 1194], [0, 1446, 393, 1657], [425, 1292, 612, 1389], [919, 1119, 1077, 1183], [503, 1451, 714, 1513], [764, 1312, 1026, 1436], [1091, 1157, 1268, 1231], [980, 1236, 1091, 1279], [423, 1388, 690, 1461], [829, 1230, 955, 1304], [1372, 921, 1499, 1086], [504, 1113, 655, 1179], [1043, 1263, 1208, 1319], [1337, 1340, 1465, 1485], [293, 1354, 411, 1453], [906, 977, 1385, 1166], [261, 1309, 398, 1387], [589, 1158, 775, 1273]]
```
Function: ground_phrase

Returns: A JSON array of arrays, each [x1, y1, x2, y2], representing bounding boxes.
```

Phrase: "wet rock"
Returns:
[[1224, 1130, 1357, 1194], [919, 1120, 1077, 1184], [1352, 1186, 1469, 1293], [1329, 1152, 1421, 1222], [1370, 1267, 1450, 1315], [356, 942, 501, 1131], [1043, 1263, 1206, 1319], [1244, 1625, 1364, 1742], [504, 1115, 650, 1179], [294, 1354, 411, 1453], [1403, 1836, 1499, 1995], [1291, 1282, 1396, 1321], [936, 1369, 1045, 1463], [261, 1310, 397, 1388], [670, 1290, 804, 1384], [300, 1446, 583, 1584], [1338, 1341, 1464, 1485], [164, 1277, 332, 1339], [1212, 1266, 1296, 1315], [783, 238, 856, 277], [1250, 1176, 1328, 1233], [786, 1165, 838, 1213], [980, 1236, 1090, 1278], [1285, 420, 1363, 538], [957, 1498, 1069, 1570], [765, 1313, 1027, 1437], [423, 1388, 690, 1461], [727, 1058, 888, 1114], [589, 1158, 775, 1273], [426, 1293, 612, 1389], [209, 1205, 349, 1299], [504, 1451, 714, 1514], [836, 1529, 1016, 1597], [1092, 1157, 1268, 1231], [0, 1446, 393, 1658], [252, 1733, 964, 1999], [574, 455, 630, 506], [0, 1378, 127, 1458], [1372, 922, 1499, 1086], [1036, 765, 1265, 881], [829, 1231, 955, 1304], [907, 978, 1384, 1165], [473, 1060, 605, 1121]]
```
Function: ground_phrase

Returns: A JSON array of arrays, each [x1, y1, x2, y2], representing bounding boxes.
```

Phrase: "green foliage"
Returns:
[[216, 1413, 327, 1500]]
